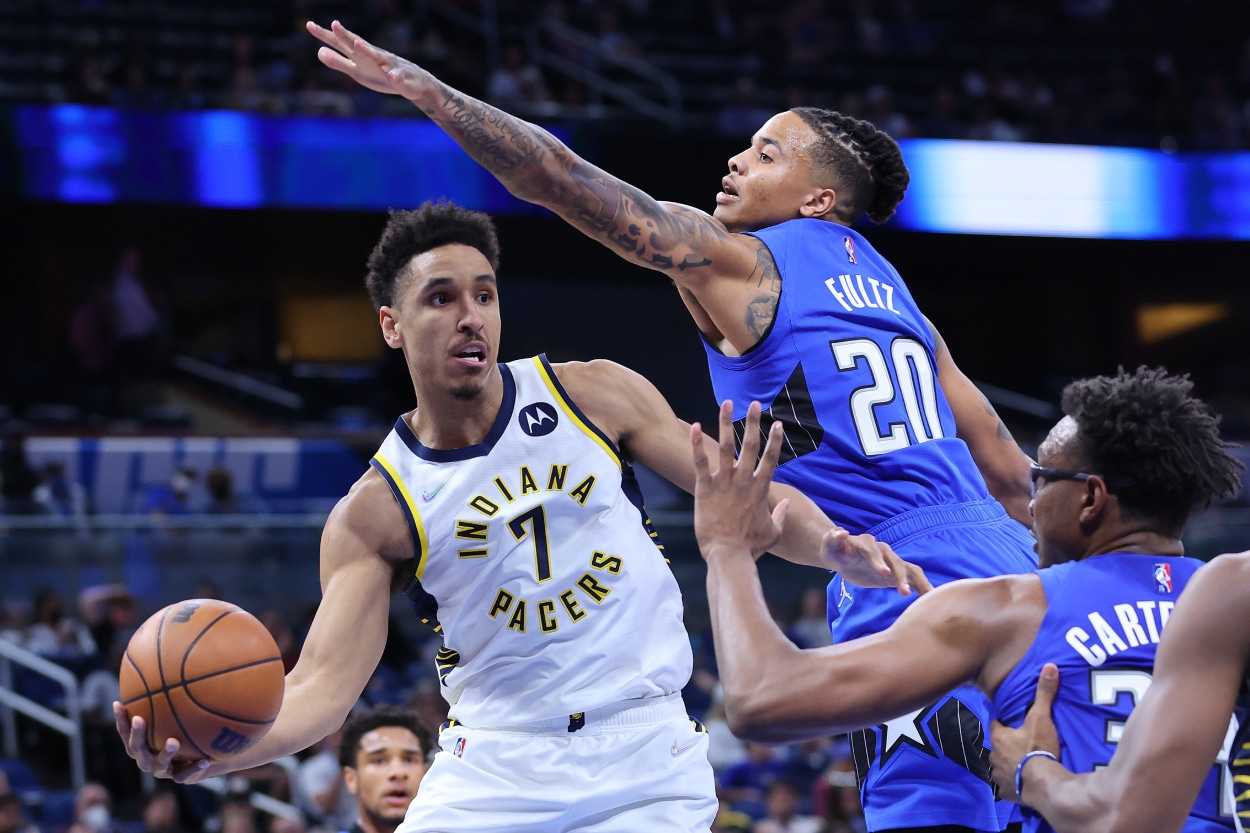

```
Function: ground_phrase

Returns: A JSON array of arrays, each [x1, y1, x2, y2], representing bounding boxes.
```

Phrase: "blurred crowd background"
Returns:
[[2, 2, 1250, 833]]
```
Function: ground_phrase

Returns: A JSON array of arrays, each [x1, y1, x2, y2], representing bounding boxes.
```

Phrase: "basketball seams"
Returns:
[[179, 607, 241, 688], [119, 656, 285, 706], [123, 648, 157, 752]]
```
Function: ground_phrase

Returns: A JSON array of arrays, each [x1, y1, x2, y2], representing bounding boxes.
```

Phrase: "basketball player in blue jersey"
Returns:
[[113, 201, 924, 833], [308, 20, 1037, 832], [690, 366, 1243, 833], [988, 552, 1250, 833]]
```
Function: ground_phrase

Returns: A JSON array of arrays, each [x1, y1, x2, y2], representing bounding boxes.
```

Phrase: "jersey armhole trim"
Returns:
[[533, 354, 622, 468], [370, 453, 430, 579]]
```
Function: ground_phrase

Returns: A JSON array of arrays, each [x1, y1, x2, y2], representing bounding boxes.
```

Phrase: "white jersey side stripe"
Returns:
[[370, 452, 430, 579], [532, 356, 621, 469]]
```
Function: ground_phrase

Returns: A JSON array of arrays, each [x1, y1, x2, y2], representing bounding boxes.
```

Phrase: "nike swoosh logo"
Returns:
[[671, 739, 699, 757], [422, 472, 454, 501]]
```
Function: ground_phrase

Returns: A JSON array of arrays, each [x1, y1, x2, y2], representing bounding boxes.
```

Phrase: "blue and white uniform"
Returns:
[[994, 553, 1237, 833], [704, 219, 1038, 831], [370, 355, 715, 833]]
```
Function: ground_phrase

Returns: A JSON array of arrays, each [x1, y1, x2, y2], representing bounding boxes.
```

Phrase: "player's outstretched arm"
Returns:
[[692, 403, 1029, 743], [114, 473, 407, 783], [926, 318, 1032, 527], [990, 553, 1250, 833], [555, 359, 924, 595], [307, 21, 770, 351]]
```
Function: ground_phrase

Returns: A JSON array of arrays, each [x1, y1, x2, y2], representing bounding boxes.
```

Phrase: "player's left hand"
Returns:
[[819, 529, 933, 596], [691, 400, 788, 561], [988, 663, 1062, 802], [307, 20, 433, 99]]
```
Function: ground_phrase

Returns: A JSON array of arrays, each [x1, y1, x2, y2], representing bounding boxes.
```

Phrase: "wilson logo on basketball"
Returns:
[[210, 727, 253, 755], [518, 403, 559, 437]]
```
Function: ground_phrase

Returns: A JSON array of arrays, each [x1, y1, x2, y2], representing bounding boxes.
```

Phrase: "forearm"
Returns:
[[1021, 761, 1156, 833], [767, 483, 834, 568]]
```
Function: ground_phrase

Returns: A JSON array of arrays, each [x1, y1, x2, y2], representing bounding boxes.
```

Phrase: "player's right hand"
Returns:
[[112, 701, 214, 784], [819, 530, 933, 596]]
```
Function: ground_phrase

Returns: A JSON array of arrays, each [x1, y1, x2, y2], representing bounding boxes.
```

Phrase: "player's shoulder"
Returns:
[[1190, 551, 1250, 601], [324, 468, 413, 564], [549, 358, 651, 404]]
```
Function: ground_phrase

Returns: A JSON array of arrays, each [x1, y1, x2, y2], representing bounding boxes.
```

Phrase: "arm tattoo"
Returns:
[[746, 295, 779, 340], [425, 84, 736, 277], [980, 392, 1016, 442], [746, 242, 782, 292]]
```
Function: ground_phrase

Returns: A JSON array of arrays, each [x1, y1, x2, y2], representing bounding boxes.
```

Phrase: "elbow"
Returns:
[[722, 688, 790, 744]]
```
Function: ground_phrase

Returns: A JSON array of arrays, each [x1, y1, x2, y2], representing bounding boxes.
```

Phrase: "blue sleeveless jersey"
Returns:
[[704, 219, 1038, 831], [994, 553, 1235, 833]]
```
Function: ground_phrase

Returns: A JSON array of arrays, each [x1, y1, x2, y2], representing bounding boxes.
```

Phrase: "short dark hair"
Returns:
[[790, 107, 910, 225], [1062, 366, 1243, 532], [365, 200, 501, 310], [338, 705, 435, 768]]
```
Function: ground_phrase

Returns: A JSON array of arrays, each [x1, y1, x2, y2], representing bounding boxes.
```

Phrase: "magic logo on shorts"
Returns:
[[1154, 562, 1173, 593], [453, 737, 466, 758]]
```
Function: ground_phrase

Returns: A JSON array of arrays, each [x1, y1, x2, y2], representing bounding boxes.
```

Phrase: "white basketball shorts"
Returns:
[[397, 692, 716, 833]]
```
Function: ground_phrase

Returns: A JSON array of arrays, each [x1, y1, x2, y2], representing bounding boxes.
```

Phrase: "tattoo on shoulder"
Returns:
[[746, 294, 778, 339], [747, 243, 782, 293]]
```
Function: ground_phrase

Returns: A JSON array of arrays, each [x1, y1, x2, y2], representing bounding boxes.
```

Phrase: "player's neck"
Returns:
[[408, 370, 505, 449], [354, 813, 399, 833], [1085, 528, 1185, 559]]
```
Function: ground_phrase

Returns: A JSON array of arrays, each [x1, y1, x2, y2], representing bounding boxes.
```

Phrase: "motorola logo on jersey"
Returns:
[[518, 402, 559, 436]]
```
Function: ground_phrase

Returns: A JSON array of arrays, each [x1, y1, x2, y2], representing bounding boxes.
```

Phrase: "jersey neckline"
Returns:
[[394, 363, 517, 462]]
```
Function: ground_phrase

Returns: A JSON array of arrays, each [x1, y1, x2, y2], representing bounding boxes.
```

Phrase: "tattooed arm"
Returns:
[[926, 318, 1033, 527], [308, 20, 772, 355]]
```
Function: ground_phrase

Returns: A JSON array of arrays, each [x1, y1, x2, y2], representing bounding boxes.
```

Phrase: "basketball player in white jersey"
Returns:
[[115, 201, 925, 833]]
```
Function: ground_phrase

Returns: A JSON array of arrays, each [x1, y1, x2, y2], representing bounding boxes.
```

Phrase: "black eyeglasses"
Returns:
[[1029, 463, 1095, 492]]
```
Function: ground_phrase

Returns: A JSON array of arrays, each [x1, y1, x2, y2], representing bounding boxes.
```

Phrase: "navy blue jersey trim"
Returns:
[[368, 457, 424, 565], [395, 363, 517, 462], [536, 354, 621, 459]]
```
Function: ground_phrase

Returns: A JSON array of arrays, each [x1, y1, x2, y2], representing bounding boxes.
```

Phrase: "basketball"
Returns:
[[119, 599, 285, 762]]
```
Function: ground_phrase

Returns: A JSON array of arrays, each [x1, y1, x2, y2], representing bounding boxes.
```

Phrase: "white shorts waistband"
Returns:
[[445, 692, 688, 735]]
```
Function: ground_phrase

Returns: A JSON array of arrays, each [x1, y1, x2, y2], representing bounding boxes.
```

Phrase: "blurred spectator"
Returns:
[[110, 247, 163, 383], [205, 467, 265, 514], [259, 609, 300, 673], [68, 276, 116, 413], [865, 84, 914, 139], [139, 467, 199, 516], [80, 642, 124, 725], [79, 585, 138, 660], [0, 793, 38, 833], [594, 6, 642, 61], [921, 86, 964, 139], [300, 731, 356, 831], [720, 741, 786, 811], [33, 461, 89, 521], [786, 587, 830, 650], [811, 745, 864, 833], [1, 424, 42, 516], [703, 691, 748, 772], [74, 783, 122, 833], [716, 76, 775, 138], [139, 789, 181, 833], [26, 589, 97, 657], [217, 786, 260, 833], [752, 780, 821, 833], [487, 43, 553, 112]]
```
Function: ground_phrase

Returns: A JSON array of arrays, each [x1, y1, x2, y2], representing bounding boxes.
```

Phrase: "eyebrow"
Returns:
[[756, 135, 783, 153], [362, 744, 424, 756], [418, 274, 497, 292]]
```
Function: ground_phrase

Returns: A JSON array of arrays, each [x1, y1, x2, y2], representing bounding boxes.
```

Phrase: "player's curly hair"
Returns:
[[1062, 366, 1243, 532], [365, 200, 501, 310], [339, 704, 435, 768], [790, 107, 911, 225]]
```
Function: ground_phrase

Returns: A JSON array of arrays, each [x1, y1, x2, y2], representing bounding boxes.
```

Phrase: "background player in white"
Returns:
[[114, 201, 921, 833]]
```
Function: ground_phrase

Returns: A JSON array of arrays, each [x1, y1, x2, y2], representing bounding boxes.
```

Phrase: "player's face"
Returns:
[[1030, 417, 1088, 568], [344, 727, 428, 827], [715, 111, 830, 233], [382, 243, 501, 402]]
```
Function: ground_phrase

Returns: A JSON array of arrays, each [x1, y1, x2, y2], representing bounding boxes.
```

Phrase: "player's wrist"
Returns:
[[1014, 749, 1059, 809]]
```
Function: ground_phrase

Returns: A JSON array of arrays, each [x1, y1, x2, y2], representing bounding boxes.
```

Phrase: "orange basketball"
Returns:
[[119, 599, 285, 762]]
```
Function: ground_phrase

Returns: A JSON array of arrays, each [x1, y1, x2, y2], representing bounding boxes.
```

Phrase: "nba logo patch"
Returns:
[[844, 237, 857, 264], [453, 737, 466, 758], [1153, 563, 1173, 593]]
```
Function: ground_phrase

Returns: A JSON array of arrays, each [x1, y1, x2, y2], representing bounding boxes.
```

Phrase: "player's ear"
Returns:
[[801, 187, 837, 219], [1079, 475, 1109, 524], [343, 766, 359, 797], [379, 305, 403, 349]]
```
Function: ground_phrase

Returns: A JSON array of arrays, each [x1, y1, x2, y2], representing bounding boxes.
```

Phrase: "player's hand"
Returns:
[[692, 400, 788, 561], [819, 530, 932, 596], [988, 663, 1062, 802], [113, 702, 215, 784], [307, 20, 434, 100]]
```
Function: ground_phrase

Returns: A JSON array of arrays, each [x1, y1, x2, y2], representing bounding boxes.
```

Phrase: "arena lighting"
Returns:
[[10, 104, 1250, 238]]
